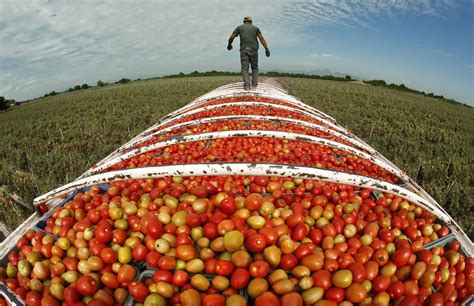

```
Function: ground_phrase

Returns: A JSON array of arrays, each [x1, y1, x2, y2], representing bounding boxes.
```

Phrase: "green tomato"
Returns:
[[6, 263, 17, 278], [144, 293, 166, 306], [118, 246, 132, 264], [27, 251, 41, 265], [18, 259, 31, 277]]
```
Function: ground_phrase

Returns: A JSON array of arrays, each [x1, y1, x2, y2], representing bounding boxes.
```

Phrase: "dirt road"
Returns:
[[262, 77, 284, 90]]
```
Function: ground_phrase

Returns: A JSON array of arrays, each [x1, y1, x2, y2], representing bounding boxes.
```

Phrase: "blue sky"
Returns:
[[1, 0, 473, 104]]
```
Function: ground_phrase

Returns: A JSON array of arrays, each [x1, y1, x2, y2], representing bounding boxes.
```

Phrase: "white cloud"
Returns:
[[272, 0, 456, 28], [311, 53, 351, 62], [312, 53, 336, 58], [0, 0, 459, 100], [430, 49, 457, 58]]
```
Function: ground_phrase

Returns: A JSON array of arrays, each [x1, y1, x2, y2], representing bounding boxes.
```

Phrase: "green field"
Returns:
[[0, 76, 473, 238]]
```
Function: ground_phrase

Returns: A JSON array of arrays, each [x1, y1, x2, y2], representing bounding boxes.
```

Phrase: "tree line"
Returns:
[[2, 71, 469, 109], [0, 96, 18, 111]]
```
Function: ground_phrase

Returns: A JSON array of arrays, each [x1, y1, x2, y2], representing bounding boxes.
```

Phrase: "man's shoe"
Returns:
[[251, 85, 258, 90], [243, 85, 251, 90]]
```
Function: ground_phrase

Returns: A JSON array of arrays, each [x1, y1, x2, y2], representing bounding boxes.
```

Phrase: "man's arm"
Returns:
[[227, 32, 237, 50], [258, 33, 270, 57]]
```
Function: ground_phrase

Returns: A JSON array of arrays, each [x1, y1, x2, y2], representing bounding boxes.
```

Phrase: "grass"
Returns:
[[0, 76, 472, 238]]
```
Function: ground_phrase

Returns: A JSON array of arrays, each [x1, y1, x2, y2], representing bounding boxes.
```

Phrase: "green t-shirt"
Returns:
[[233, 23, 261, 51]]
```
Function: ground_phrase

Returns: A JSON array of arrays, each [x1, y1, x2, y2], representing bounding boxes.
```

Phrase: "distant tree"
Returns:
[[49, 91, 57, 96], [81, 84, 89, 89], [117, 78, 131, 84], [97, 80, 105, 87], [345, 75, 352, 80], [0, 96, 10, 110], [74, 85, 81, 90], [365, 80, 387, 86], [67, 88, 74, 92]]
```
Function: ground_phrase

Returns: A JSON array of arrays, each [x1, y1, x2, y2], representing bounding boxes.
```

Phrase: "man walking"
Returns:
[[227, 16, 270, 90]]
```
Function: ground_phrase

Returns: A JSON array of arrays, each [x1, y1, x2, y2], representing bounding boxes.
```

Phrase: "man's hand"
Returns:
[[227, 44, 233, 51], [265, 48, 270, 57]]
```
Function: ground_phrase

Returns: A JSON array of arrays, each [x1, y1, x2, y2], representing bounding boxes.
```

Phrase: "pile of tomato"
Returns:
[[132, 119, 351, 151], [186, 96, 303, 111], [156, 106, 324, 132], [1, 175, 472, 306], [108, 137, 396, 183]]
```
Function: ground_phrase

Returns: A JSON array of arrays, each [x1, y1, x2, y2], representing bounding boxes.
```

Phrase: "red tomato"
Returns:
[[230, 268, 250, 290], [373, 275, 391, 292], [216, 260, 235, 276], [101, 272, 119, 289], [76, 275, 99, 296], [348, 262, 366, 283], [325, 287, 344, 303], [146, 251, 161, 268], [172, 270, 189, 287], [176, 245, 196, 261], [117, 264, 137, 283], [25, 291, 42, 306], [255, 292, 280, 306], [94, 225, 112, 243], [312, 270, 332, 290], [281, 292, 303, 306], [259, 227, 278, 245], [245, 193, 263, 211], [186, 213, 202, 227], [87, 209, 100, 224], [294, 244, 312, 260], [174, 234, 193, 248], [404, 280, 420, 296], [203, 223, 219, 240], [41, 296, 60, 306], [100, 248, 117, 264], [132, 244, 149, 261], [63, 257, 78, 271], [153, 270, 173, 284], [205, 258, 218, 275], [128, 281, 149, 303], [245, 234, 267, 253], [249, 261, 270, 278], [89, 243, 106, 257], [112, 229, 127, 245], [345, 283, 367, 303], [202, 294, 225, 306], [388, 280, 405, 299], [373, 249, 389, 266], [291, 224, 308, 241], [158, 256, 176, 270], [399, 296, 419, 306], [309, 228, 323, 245], [427, 292, 445, 306], [220, 198, 236, 214], [392, 247, 412, 267], [147, 220, 164, 239], [280, 254, 298, 270]]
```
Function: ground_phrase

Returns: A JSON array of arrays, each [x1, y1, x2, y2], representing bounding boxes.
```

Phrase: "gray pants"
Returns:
[[240, 48, 258, 88]]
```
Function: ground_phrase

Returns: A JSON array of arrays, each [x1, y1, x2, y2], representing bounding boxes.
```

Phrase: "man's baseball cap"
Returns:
[[243, 16, 252, 22]]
